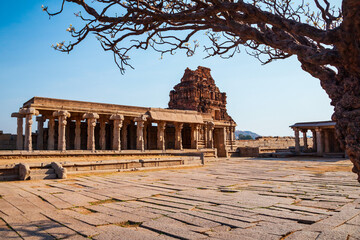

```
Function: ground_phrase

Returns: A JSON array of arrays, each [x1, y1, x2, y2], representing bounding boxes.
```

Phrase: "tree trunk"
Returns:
[[331, 74, 360, 182], [300, 61, 360, 182]]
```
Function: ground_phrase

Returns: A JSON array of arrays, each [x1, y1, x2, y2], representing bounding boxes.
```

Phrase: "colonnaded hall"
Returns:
[[10, 66, 237, 158]]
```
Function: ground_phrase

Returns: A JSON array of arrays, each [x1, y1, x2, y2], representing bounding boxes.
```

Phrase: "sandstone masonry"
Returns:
[[9, 66, 237, 157]]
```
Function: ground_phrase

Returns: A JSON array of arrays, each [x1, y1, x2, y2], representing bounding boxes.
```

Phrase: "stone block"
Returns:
[[18, 163, 30, 180], [51, 162, 67, 179]]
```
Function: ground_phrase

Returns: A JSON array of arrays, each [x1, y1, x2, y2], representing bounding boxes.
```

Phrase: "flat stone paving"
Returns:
[[0, 157, 359, 240]]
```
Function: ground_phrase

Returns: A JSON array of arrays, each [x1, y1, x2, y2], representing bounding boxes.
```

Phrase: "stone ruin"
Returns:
[[7, 66, 236, 157], [169, 66, 234, 122]]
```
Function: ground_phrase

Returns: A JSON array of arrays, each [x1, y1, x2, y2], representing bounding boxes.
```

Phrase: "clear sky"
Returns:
[[0, 0, 341, 136]]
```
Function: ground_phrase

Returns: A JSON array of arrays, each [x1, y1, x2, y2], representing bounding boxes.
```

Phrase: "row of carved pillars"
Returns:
[[12, 109, 217, 152], [293, 127, 341, 155]]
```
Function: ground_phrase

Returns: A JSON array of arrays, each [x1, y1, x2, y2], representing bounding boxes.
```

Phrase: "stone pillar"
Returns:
[[230, 126, 235, 150], [204, 124, 208, 147], [175, 122, 183, 150], [19, 108, 39, 151], [191, 124, 199, 149], [311, 129, 317, 151], [121, 120, 130, 150], [110, 114, 124, 151], [83, 113, 99, 151], [316, 128, 323, 155], [135, 115, 147, 152], [294, 128, 300, 153], [144, 123, 148, 150], [74, 117, 82, 150], [207, 122, 215, 149], [53, 111, 71, 152], [48, 117, 55, 150], [24, 115, 33, 151], [99, 117, 107, 150], [224, 127, 228, 147], [36, 116, 45, 150], [324, 129, 330, 153], [157, 122, 166, 151], [302, 130, 308, 150], [66, 119, 71, 149], [11, 112, 24, 150]]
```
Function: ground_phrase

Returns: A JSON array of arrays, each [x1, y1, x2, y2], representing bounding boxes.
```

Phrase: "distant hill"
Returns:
[[235, 130, 260, 140]]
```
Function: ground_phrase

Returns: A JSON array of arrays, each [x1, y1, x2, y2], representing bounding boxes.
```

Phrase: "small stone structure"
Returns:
[[0, 131, 17, 150], [236, 136, 313, 152], [9, 67, 236, 158], [290, 121, 345, 156]]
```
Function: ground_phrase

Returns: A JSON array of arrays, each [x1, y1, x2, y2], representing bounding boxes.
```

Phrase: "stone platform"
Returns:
[[0, 149, 216, 181], [0, 157, 359, 239]]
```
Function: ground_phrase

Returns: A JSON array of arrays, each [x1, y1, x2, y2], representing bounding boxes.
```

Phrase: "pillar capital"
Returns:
[[83, 112, 99, 119], [191, 123, 200, 130], [53, 110, 71, 118], [207, 121, 215, 130], [158, 121, 166, 130], [110, 114, 124, 121], [315, 127, 322, 133], [134, 115, 147, 122], [174, 122, 183, 129], [19, 107, 39, 116], [11, 112, 24, 118]]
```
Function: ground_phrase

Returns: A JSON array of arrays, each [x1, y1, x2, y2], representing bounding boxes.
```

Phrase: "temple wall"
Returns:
[[235, 136, 313, 152], [0, 131, 17, 150]]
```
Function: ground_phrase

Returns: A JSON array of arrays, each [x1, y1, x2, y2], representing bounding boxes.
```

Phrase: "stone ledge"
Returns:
[[0, 156, 204, 181]]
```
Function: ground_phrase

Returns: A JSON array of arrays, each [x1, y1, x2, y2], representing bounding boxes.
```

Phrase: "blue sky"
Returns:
[[0, 0, 341, 136]]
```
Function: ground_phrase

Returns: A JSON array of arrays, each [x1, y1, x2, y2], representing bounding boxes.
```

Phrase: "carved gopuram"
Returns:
[[10, 67, 236, 157], [290, 121, 345, 157]]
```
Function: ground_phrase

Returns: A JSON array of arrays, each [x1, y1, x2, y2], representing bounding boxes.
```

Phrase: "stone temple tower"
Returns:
[[168, 66, 233, 122]]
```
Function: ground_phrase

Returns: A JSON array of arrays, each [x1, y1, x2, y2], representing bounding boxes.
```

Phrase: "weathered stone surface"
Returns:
[[0, 157, 360, 239], [169, 66, 233, 122], [51, 162, 67, 179], [18, 163, 30, 180]]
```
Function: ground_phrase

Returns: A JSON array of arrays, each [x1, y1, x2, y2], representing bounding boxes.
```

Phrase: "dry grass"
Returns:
[[89, 198, 121, 205], [72, 206, 96, 215], [115, 221, 142, 228]]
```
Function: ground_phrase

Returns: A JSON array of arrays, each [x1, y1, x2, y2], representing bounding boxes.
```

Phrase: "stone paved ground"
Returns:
[[0, 157, 359, 240]]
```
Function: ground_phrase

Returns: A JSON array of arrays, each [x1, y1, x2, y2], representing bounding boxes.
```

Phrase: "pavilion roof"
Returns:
[[289, 121, 335, 129]]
